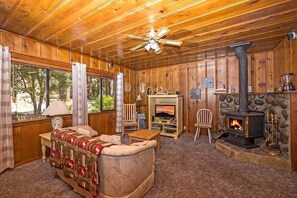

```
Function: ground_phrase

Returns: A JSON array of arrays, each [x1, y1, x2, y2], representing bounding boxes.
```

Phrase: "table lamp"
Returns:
[[136, 94, 142, 113], [42, 101, 69, 130]]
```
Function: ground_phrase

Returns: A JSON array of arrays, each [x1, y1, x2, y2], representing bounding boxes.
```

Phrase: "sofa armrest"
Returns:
[[101, 140, 157, 156]]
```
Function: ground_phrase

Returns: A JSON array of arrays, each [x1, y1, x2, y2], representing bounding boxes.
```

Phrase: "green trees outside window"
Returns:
[[87, 76, 115, 113], [11, 61, 115, 121]]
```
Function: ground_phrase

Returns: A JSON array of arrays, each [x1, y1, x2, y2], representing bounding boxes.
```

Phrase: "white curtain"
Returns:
[[116, 73, 124, 133], [0, 46, 14, 173], [72, 62, 88, 126]]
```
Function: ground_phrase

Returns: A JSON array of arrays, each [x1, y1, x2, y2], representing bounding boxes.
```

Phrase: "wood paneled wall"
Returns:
[[136, 51, 275, 134], [13, 112, 115, 166], [273, 31, 297, 171], [0, 29, 132, 166], [273, 28, 297, 87], [0, 29, 136, 103]]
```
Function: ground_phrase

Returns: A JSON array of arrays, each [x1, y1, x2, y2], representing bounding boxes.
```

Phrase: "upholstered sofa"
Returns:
[[54, 139, 157, 198]]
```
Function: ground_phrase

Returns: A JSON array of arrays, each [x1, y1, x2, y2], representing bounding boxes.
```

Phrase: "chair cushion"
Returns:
[[194, 123, 212, 128]]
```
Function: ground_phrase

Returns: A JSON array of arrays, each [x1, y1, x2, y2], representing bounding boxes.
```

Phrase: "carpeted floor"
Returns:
[[0, 134, 297, 198]]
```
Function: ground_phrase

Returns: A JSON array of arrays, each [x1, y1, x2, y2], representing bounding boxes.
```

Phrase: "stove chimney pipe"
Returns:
[[229, 42, 251, 113]]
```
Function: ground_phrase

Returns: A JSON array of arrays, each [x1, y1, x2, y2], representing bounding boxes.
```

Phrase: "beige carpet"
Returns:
[[0, 134, 296, 198]]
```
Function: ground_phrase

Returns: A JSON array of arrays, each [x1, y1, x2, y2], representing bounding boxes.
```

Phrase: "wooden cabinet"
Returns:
[[148, 95, 183, 139]]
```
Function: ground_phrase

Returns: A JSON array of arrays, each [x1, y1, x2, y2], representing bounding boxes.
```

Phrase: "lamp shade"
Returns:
[[42, 101, 69, 116], [136, 95, 142, 101]]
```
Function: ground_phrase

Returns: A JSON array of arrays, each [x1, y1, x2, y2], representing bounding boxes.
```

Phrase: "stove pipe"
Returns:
[[229, 42, 251, 113]]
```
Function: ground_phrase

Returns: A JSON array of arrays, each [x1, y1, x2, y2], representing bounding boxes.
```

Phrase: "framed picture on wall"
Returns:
[[201, 77, 214, 88], [190, 88, 201, 99]]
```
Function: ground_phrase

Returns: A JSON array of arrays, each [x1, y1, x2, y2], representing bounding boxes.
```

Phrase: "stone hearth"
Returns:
[[216, 140, 290, 171], [218, 93, 291, 159]]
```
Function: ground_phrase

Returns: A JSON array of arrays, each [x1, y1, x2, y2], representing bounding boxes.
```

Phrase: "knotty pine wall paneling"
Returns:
[[0, 30, 136, 102], [136, 51, 276, 134], [273, 30, 297, 87], [13, 112, 115, 166], [273, 33, 297, 171], [0, 30, 131, 166]]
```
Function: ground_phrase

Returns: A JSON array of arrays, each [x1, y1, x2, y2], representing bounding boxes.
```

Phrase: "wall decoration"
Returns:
[[146, 87, 153, 95], [190, 88, 201, 99], [201, 77, 214, 88], [248, 85, 252, 93], [139, 83, 146, 93], [156, 86, 169, 95]]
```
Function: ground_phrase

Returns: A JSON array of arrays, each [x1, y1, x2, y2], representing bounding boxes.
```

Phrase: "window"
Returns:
[[11, 62, 46, 120], [49, 70, 72, 112], [87, 75, 115, 113], [11, 61, 72, 121], [11, 61, 115, 121], [102, 78, 115, 111]]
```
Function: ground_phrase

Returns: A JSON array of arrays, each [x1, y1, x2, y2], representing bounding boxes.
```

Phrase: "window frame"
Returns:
[[11, 61, 116, 122], [87, 74, 116, 113]]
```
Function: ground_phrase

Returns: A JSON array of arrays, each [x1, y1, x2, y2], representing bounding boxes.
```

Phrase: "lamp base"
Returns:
[[52, 116, 63, 130]]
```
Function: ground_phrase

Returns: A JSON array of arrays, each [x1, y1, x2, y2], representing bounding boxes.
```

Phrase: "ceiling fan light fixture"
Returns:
[[144, 43, 151, 51], [156, 27, 170, 38], [150, 41, 158, 50], [154, 45, 161, 53]]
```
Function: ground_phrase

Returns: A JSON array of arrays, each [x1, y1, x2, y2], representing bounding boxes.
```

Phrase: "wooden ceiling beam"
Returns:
[[61, 0, 209, 48], [102, 11, 297, 60], [1, 0, 24, 28], [87, 0, 294, 57], [127, 39, 283, 70], [121, 30, 288, 67], [25, 0, 72, 36], [43, 0, 116, 41], [75, 0, 256, 52]]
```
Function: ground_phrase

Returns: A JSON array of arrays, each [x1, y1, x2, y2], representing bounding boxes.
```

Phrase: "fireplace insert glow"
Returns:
[[224, 111, 265, 148]]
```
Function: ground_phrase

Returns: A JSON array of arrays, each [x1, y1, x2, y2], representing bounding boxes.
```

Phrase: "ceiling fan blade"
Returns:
[[155, 27, 170, 39], [127, 34, 148, 40], [159, 39, 183, 46], [130, 42, 147, 51]]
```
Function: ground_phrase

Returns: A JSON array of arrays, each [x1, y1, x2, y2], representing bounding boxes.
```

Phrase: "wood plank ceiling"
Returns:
[[1, 0, 297, 70]]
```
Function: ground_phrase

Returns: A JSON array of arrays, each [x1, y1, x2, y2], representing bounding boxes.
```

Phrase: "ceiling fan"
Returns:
[[127, 27, 182, 54]]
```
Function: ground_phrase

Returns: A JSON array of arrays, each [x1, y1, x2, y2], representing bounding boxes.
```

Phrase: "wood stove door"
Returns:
[[226, 116, 246, 135]]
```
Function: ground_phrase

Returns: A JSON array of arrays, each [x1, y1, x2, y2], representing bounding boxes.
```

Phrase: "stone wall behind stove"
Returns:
[[218, 93, 291, 159]]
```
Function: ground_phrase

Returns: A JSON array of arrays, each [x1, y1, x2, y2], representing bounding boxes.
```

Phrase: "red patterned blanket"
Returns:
[[50, 129, 109, 197]]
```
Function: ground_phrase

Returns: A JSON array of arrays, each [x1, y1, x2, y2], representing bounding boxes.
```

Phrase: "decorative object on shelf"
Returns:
[[215, 84, 226, 93], [146, 87, 153, 95], [139, 83, 146, 93], [156, 86, 169, 95], [214, 88, 226, 93], [201, 77, 214, 88], [263, 113, 280, 155], [281, 73, 295, 91], [190, 88, 201, 99], [42, 101, 69, 130], [136, 95, 142, 113], [267, 87, 274, 93], [248, 85, 252, 93]]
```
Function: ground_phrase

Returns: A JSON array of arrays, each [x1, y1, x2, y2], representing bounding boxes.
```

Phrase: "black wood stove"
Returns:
[[224, 42, 265, 148]]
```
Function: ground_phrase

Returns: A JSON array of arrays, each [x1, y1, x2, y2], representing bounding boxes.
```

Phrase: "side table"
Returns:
[[128, 129, 161, 149], [39, 132, 51, 162]]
